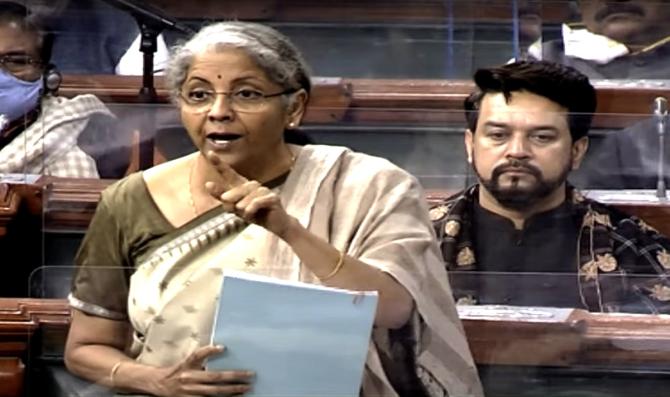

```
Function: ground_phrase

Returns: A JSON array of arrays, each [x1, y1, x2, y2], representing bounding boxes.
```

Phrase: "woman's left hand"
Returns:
[[204, 151, 296, 239]]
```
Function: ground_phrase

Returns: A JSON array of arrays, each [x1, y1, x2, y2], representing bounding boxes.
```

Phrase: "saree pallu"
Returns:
[[119, 144, 481, 396]]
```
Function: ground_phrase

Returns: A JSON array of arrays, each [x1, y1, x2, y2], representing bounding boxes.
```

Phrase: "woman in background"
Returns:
[[0, 1, 111, 177]]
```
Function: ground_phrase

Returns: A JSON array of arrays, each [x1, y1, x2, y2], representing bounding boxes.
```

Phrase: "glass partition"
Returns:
[[29, 0, 554, 78], [3, 1, 670, 396], [39, 0, 659, 82], [23, 267, 670, 397], [453, 272, 670, 397], [529, 0, 670, 82]]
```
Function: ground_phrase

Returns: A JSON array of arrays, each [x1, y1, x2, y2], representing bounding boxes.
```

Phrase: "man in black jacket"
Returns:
[[431, 60, 670, 314]]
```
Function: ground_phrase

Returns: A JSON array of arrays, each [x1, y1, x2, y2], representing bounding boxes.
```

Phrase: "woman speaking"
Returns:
[[64, 21, 482, 397]]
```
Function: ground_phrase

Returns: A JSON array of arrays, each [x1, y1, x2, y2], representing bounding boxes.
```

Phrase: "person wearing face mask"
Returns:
[[528, 0, 670, 80], [0, 1, 115, 178]]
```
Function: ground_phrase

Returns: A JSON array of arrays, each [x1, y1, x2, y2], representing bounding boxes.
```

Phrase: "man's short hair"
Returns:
[[0, 1, 52, 63], [464, 60, 597, 141]]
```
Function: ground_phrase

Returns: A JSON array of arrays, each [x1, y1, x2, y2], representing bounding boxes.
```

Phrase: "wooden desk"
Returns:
[[0, 299, 69, 397], [4, 180, 670, 241], [459, 305, 670, 368], [1, 299, 669, 397], [60, 75, 666, 129], [3, 181, 670, 395]]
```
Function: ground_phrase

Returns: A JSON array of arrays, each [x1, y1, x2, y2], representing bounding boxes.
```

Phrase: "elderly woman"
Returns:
[[64, 21, 482, 397], [0, 1, 111, 177]]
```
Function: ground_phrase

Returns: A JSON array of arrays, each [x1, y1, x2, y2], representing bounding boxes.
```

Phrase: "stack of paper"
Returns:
[[208, 270, 378, 397]]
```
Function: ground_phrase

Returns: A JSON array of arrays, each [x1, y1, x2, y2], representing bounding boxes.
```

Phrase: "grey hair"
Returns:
[[166, 21, 312, 104]]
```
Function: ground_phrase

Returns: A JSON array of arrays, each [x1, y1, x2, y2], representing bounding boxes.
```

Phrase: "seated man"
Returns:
[[575, 114, 668, 190], [27, 0, 169, 75], [431, 60, 670, 313], [529, 0, 670, 80], [0, 2, 114, 177]]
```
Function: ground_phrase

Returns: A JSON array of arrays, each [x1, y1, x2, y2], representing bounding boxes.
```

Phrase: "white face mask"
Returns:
[[0, 69, 43, 126]]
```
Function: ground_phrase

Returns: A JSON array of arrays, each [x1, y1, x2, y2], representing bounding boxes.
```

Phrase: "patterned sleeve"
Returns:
[[45, 147, 100, 178], [611, 216, 670, 314]]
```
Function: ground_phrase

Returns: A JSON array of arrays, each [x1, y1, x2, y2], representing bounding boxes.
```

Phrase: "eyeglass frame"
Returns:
[[0, 54, 43, 81], [178, 87, 299, 114]]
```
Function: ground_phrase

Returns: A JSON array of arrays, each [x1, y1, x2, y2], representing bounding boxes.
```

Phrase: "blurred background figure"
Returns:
[[0, 1, 113, 177], [26, 0, 168, 75], [529, 0, 670, 79]]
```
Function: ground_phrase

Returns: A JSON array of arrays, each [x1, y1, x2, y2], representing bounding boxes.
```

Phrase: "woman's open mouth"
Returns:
[[206, 133, 243, 149]]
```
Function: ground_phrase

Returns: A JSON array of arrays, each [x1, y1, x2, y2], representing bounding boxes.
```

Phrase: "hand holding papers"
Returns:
[[208, 271, 378, 397]]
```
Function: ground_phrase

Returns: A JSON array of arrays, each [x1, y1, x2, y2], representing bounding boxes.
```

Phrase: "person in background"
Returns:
[[26, 0, 170, 75], [574, 107, 670, 190], [431, 60, 670, 313], [25, 0, 169, 75], [0, 1, 112, 177], [529, 0, 670, 79], [539, 1, 670, 189], [64, 21, 483, 397]]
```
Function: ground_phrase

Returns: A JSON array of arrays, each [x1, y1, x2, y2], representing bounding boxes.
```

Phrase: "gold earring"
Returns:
[[288, 122, 297, 129]]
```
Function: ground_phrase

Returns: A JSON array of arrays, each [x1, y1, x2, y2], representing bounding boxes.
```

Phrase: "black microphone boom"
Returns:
[[654, 97, 668, 199], [100, 0, 195, 35], [99, 0, 195, 169]]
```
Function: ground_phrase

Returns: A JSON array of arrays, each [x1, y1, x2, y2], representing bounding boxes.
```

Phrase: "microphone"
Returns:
[[100, 0, 195, 35], [654, 97, 668, 199]]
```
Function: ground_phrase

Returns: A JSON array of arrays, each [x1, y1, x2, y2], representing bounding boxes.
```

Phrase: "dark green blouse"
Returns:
[[71, 170, 290, 319]]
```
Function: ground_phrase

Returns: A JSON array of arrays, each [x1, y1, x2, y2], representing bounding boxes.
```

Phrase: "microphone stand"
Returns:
[[654, 97, 668, 199], [100, 0, 195, 169]]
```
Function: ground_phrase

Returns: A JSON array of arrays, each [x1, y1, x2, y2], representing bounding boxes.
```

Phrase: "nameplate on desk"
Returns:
[[0, 173, 40, 185], [584, 190, 668, 204], [457, 305, 574, 322]]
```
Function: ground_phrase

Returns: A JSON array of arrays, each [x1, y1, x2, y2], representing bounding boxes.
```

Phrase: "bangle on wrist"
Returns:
[[110, 360, 125, 387], [320, 250, 345, 281]]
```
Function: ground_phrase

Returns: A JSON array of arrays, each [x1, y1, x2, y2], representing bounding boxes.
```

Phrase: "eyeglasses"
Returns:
[[0, 54, 42, 80], [179, 87, 298, 114]]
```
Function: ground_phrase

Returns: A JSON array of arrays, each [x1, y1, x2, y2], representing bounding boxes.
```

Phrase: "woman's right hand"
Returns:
[[151, 345, 254, 396]]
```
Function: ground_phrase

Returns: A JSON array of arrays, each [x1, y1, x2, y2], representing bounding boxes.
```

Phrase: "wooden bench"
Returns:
[[60, 75, 667, 130], [2, 297, 670, 397], [4, 178, 669, 236]]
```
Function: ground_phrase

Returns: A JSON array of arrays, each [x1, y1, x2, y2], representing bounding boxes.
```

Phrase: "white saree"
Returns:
[[125, 144, 483, 397], [0, 95, 108, 177]]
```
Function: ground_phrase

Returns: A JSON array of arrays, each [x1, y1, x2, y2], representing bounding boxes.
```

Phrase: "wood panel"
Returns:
[[5, 180, 670, 237], [460, 306, 670, 368], [60, 75, 667, 129], [0, 180, 44, 238], [0, 358, 23, 397], [0, 299, 70, 397], [1, 298, 670, 397], [59, 75, 351, 124], [0, 184, 20, 238], [42, 178, 114, 232]]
